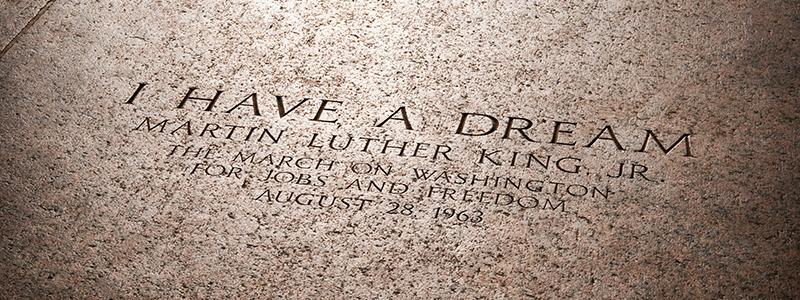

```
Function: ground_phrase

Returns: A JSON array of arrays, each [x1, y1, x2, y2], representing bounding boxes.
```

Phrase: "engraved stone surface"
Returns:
[[0, 0, 798, 298]]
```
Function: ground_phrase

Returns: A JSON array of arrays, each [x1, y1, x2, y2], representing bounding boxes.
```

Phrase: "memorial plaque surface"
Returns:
[[0, 1, 798, 298]]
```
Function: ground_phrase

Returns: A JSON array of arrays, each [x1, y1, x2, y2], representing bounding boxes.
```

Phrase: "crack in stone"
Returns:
[[0, 0, 57, 60]]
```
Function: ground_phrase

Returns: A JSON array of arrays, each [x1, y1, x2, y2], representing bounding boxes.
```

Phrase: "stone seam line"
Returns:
[[0, 0, 57, 60]]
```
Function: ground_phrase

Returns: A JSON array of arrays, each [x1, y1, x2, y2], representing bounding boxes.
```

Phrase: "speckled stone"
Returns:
[[0, 0, 49, 52], [0, 0, 797, 298]]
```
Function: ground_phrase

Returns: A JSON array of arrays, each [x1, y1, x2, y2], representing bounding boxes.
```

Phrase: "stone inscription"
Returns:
[[124, 82, 695, 226]]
